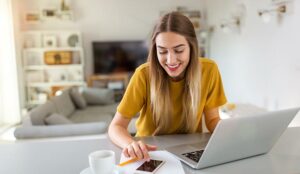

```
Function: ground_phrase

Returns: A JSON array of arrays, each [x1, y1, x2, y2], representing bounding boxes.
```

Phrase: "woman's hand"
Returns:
[[108, 113, 156, 160], [122, 140, 157, 160]]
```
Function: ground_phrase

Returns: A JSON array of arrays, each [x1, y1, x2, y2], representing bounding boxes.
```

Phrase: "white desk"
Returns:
[[1, 128, 300, 174]]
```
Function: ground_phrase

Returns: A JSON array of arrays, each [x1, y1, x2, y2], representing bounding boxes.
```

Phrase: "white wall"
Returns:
[[205, 0, 300, 112]]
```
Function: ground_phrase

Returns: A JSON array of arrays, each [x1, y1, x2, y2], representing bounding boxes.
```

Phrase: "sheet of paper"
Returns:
[[118, 150, 185, 174]]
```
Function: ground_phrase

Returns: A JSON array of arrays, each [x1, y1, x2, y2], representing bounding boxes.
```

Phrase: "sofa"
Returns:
[[14, 87, 137, 139]]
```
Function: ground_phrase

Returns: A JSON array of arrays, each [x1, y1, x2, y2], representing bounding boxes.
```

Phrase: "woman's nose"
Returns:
[[166, 52, 177, 64]]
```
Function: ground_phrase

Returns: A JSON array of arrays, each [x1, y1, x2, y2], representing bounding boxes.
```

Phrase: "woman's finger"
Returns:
[[122, 148, 129, 158], [127, 143, 137, 158], [146, 144, 157, 151], [131, 141, 143, 159], [138, 141, 150, 160]]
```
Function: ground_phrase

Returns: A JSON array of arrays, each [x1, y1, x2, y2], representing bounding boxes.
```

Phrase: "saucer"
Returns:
[[80, 167, 121, 174], [80, 167, 91, 174]]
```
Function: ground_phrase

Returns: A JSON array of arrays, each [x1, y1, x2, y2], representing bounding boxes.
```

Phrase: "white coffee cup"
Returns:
[[89, 150, 116, 174]]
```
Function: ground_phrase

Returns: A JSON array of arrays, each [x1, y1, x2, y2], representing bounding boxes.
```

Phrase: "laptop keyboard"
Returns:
[[182, 150, 204, 162]]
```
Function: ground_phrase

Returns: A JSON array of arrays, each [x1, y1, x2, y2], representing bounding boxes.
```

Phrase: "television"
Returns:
[[93, 41, 148, 74]]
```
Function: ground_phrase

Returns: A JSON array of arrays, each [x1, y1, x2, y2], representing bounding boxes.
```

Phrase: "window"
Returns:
[[0, 0, 21, 125]]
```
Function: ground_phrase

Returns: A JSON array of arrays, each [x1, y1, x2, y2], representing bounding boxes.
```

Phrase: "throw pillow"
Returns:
[[44, 113, 73, 125], [82, 88, 115, 105], [70, 87, 87, 109], [51, 90, 75, 117]]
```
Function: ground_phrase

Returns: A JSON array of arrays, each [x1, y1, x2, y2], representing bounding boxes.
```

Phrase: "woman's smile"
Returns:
[[166, 63, 180, 72]]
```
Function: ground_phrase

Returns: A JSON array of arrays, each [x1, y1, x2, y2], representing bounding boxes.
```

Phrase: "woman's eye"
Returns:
[[175, 50, 184, 54], [159, 51, 167, 55]]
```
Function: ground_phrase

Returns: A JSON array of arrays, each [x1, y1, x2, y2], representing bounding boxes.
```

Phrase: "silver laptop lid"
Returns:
[[197, 107, 299, 169]]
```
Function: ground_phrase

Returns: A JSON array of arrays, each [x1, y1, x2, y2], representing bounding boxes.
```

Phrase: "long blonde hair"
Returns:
[[148, 12, 201, 135]]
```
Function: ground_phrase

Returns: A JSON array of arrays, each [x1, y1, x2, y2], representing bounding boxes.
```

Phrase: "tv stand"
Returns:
[[87, 73, 129, 87], [87, 72, 130, 101]]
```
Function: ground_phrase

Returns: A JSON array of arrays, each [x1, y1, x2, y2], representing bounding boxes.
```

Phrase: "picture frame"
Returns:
[[41, 8, 57, 19], [24, 11, 40, 23], [44, 51, 72, 64], [43, 35, 57, 48]]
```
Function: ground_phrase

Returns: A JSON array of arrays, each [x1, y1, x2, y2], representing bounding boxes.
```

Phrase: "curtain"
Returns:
[[0, 0, 21, 125]]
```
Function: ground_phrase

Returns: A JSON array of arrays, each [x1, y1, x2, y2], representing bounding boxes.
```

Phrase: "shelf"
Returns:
[[24, 9, 74, 24], [27, 81, 85, 87], [28, 100, 46, 105], [25, 65, 83, 70], [42, 11, 74, 22], [24, 47, 83, 52], [23, 30, 85, 106], [24, 30, 80, 34]]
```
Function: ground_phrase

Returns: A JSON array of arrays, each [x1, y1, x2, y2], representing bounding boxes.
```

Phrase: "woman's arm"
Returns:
[[203, 107, 221, 133], [108, 112, 134, 148], [108, 112, 157, 160]]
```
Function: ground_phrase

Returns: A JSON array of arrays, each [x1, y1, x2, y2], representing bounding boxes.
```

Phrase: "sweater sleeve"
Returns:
[[117, 66, 147, 118], [203, 62, 227, 111]]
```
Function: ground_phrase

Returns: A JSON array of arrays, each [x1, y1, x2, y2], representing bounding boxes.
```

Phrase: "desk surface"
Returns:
[[1, 127, 300, 174]]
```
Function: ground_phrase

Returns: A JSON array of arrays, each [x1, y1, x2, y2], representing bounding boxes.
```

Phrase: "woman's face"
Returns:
[[155, 32, 190, 81]]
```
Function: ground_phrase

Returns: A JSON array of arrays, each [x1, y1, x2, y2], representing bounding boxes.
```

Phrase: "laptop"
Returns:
[[165, 107, 299, 169]]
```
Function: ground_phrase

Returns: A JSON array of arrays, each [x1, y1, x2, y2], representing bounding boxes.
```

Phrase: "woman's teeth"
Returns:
[[167, 64, 179, 68], [167, 64, 180, 71]]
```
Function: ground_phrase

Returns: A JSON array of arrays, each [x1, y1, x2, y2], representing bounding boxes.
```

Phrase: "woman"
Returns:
[[108, 12, 227, 161]]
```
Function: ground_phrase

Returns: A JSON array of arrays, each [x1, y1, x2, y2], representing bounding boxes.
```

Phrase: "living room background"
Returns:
[[2, 0, 300, 127], [13, 0, 206, 110]]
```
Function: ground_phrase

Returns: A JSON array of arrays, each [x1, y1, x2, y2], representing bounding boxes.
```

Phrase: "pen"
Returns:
[[118, 157, 139, 166]]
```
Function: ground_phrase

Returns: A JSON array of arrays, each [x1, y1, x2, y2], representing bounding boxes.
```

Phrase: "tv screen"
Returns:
[[93, 41, 148, 74]]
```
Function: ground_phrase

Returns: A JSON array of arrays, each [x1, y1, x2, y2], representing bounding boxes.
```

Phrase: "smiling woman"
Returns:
[[0, 0, 21, 126], [109, 12, 227, 161]]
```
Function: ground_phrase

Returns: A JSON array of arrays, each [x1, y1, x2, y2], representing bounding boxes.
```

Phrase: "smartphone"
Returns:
[[134, 159, 165, 174]]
